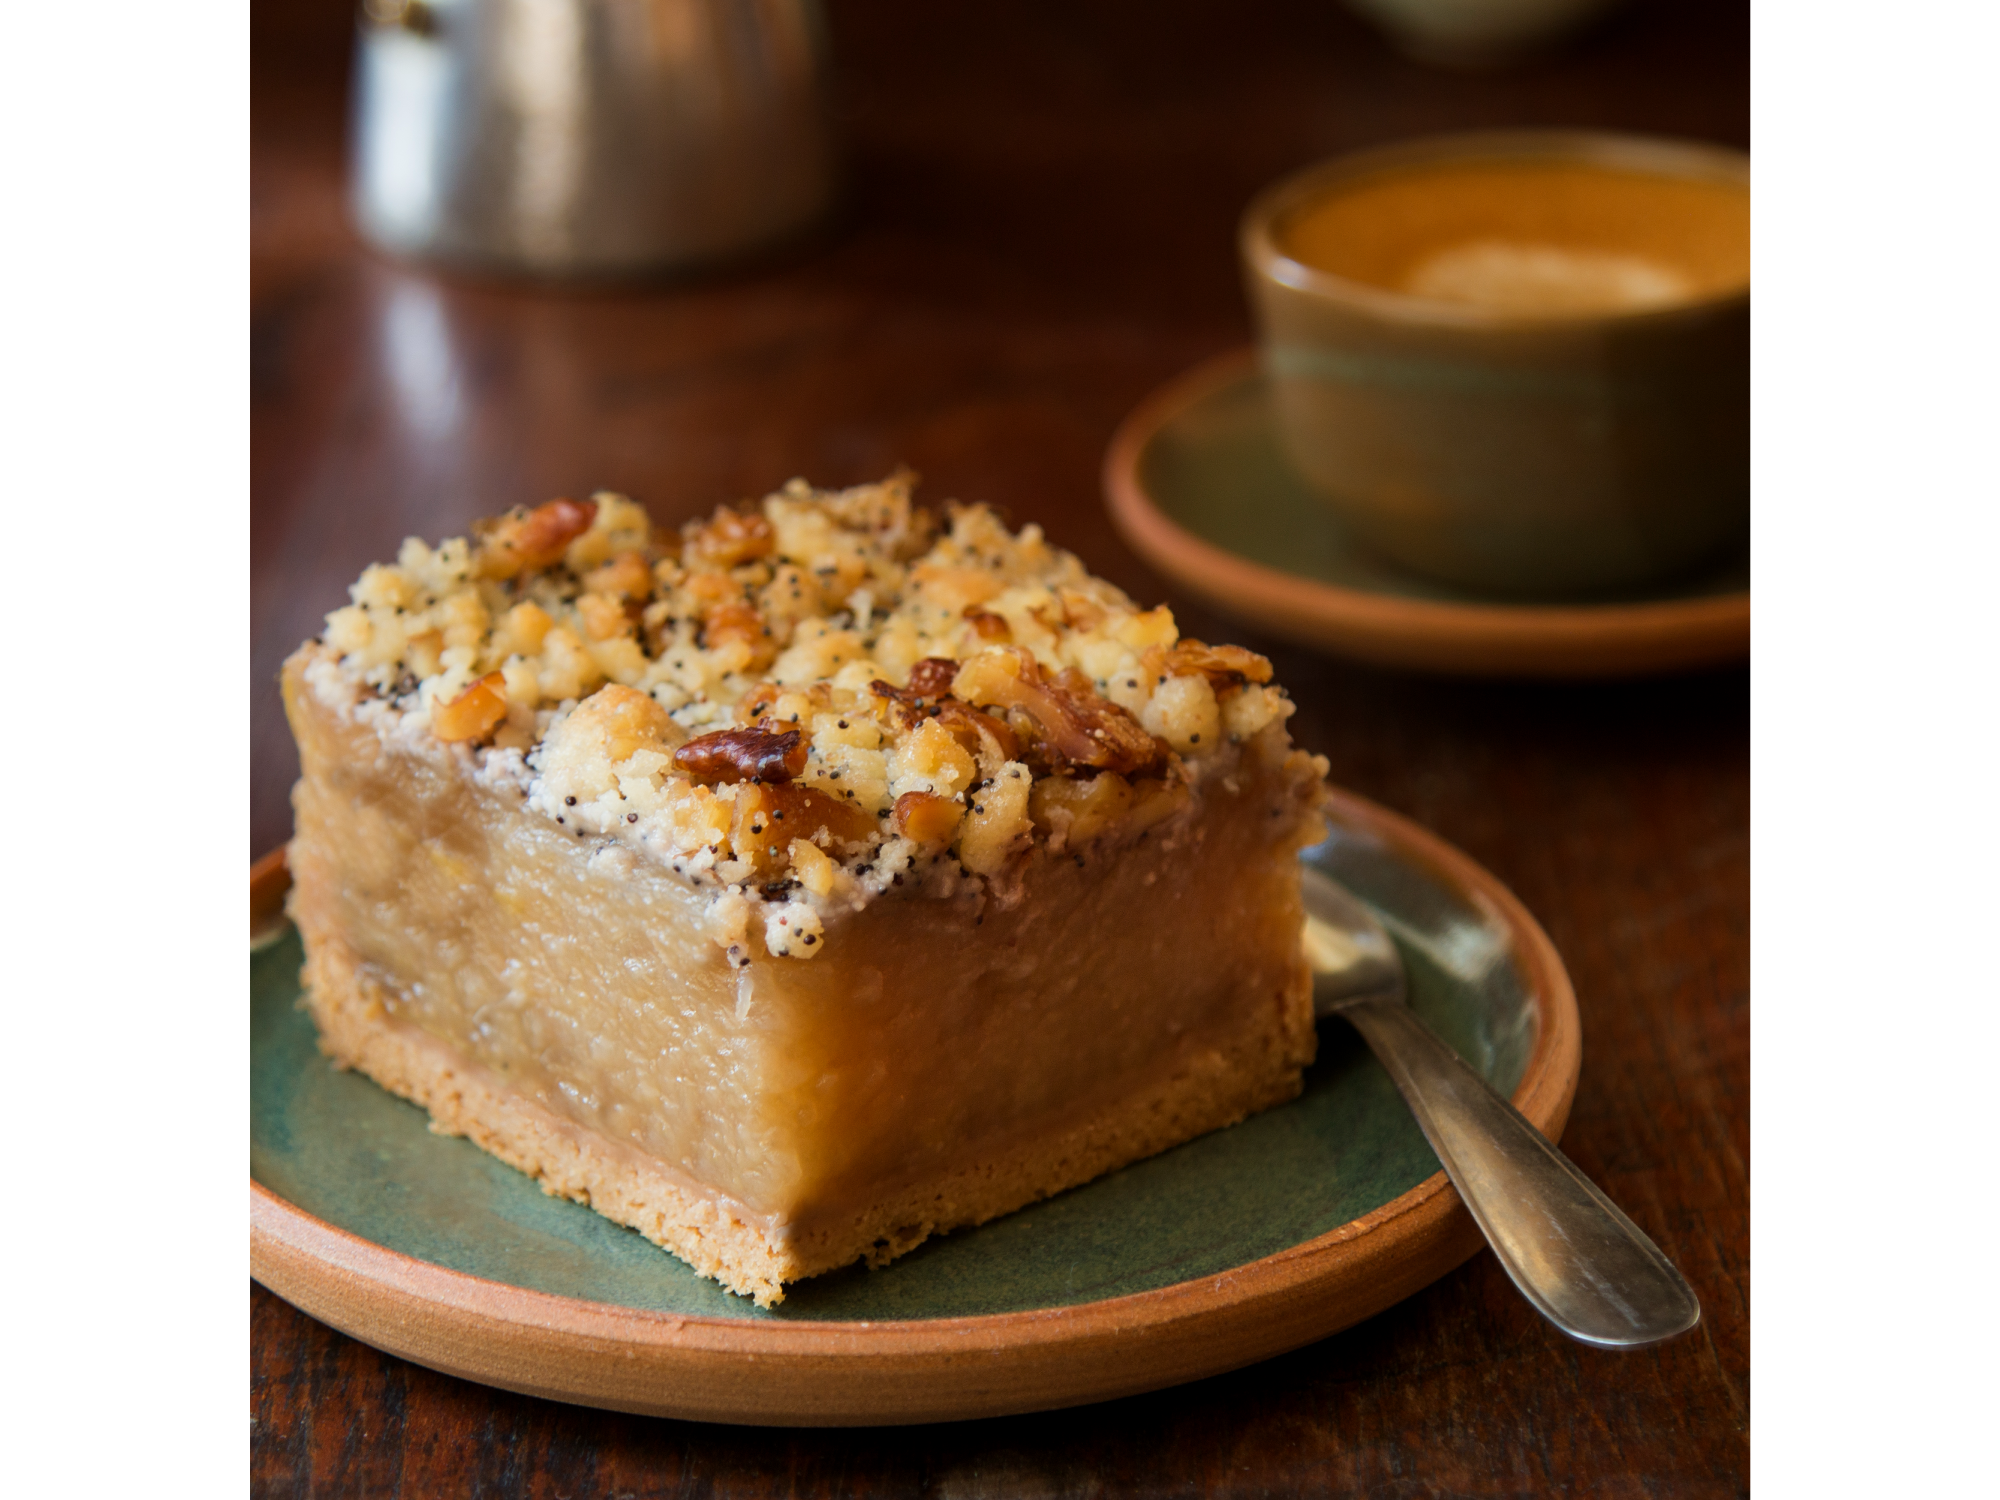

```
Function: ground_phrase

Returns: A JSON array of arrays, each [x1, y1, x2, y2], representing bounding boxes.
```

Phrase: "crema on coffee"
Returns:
[[1276, 159, 1749, 316]]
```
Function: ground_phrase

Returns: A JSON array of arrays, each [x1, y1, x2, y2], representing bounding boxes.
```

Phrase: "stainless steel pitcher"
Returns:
[[349, 0, 839, 276]]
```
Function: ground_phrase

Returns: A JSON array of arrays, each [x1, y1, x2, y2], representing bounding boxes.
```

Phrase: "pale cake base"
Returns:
[[298, 914, 1309, 1307]]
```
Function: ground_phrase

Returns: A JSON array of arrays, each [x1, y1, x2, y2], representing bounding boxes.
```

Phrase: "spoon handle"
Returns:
[[1337, 995, 1701, 1348]]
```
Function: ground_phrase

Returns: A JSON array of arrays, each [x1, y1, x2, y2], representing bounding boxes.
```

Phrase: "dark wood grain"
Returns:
[[251, 1, 1748, 1493]]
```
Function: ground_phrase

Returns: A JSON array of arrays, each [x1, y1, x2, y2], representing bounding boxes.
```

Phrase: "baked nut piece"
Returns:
[[283, 478, 1327, 1306]]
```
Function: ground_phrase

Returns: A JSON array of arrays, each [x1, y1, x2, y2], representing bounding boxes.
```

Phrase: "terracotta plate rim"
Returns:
[[1102, 348, 1750, 678], [249, 785, 1581, 1424]]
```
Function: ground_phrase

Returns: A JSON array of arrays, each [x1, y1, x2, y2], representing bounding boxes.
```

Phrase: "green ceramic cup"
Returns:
[[1241, 132, 1749, 596]]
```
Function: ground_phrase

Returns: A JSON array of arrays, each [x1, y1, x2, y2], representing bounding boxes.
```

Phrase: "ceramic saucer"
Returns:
[[1103, 350, 1749, 677]]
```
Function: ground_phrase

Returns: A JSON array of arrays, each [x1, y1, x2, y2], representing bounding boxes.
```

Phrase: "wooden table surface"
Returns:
[[251, 3, 1748, 1493]]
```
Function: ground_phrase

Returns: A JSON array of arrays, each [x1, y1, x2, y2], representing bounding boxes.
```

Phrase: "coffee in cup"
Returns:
[[1242, 133, 1749, 596]]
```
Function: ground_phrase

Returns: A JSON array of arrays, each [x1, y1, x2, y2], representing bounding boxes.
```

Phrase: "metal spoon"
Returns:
[[1303, 867, 1701, 1348]]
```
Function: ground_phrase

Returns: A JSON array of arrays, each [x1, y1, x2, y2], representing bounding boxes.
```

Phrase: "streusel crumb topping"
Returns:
[[308, 477, 1312, 957]]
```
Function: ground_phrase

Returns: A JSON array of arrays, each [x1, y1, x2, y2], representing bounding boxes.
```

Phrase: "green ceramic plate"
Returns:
[[1103, 350, 1750, 677], [249, 788, 1578, 1423]]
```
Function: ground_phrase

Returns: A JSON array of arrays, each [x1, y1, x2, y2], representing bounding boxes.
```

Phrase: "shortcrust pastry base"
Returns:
[[296, 915, 1310, 1308]]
